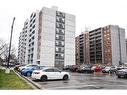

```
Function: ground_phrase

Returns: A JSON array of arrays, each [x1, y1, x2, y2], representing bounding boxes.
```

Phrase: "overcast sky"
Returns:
[[0, 0, 127, 55]]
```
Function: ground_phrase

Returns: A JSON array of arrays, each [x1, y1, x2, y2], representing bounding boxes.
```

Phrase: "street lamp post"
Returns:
[[5, 17, 15, 74]]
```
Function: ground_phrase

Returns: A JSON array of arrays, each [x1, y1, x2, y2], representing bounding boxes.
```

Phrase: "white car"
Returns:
[[31, 67, 70, 81]]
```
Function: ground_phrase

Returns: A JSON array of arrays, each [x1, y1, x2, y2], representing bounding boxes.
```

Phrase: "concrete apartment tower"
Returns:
[[18, 19, 29, 65], [76, 25, 127, 66], [18, 6, 75, 69]]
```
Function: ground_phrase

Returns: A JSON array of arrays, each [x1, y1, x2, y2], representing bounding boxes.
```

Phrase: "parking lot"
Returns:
[[28, 72, 127, 90]]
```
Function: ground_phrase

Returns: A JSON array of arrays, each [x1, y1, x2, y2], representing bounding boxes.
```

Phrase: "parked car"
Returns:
[[102, 66, 117, 73], [21, 65, 45, 76], [14, 65, 21, 71], [77, 64, 94, 73], [18, 64, 39, 71], [70, 65, 79, 72], [31, 67, 70, 81], [63, 65, 72, 71], [14, 64, 26, 71], [116, 66, 126, 70], [92, 66, 103, 72], [116, 68, 127, 78]]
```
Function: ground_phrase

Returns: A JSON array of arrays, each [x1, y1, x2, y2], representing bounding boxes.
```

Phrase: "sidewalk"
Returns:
[[0, 66, 6, 70], [0, 66, 13, 70]]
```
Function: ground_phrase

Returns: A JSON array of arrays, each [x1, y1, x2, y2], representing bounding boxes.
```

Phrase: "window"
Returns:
[[30, 29, 32, 32], [59, 35, 64, 40], [28, 49, 30, 53], [56, 47, 59, 52], [32, 30, 35, 34], [30, 19, 32, 22], [56, 11, 60, 16], [60, 18, 65, 23], [31, 42, 34, 46], [61, 13, 65, 18], [61, 41, 64, 46], [44, 69, 54, 72], [107, 37, 110, 40], [53, 68, 61, 72], [31, 54, 33, 58], [56, 17, 65, 23], [56, 28, 59, 33], [56, 23, 65, 29], [30, 24, 32, 27], [33, 13, 36, 18], [56, 29, 64, 35], [29, 39, 31, 42], [55, 61, 64, 65], [56, 23, 59, 28], [31, 48, 34, 51], [56, 17, 60, 22], [55, 54, 59, 57], [56, 47, 64, 52], [55, 41, 59, 45], [59, 23, 65, 29], [32, 36, 34, 40], [29, 43, 31, 47], [30, 13, 33, 18], [56, 35, 59, 39], [61, 29, 64, 34], [29, 34, 32, 37], [33, 19, 36, 23], [32, 25, 35, 29], [61, 54, 64, 58], [55, 53, 64, 59], [55, 41, 64, 46], [61, 48, 64, 52]]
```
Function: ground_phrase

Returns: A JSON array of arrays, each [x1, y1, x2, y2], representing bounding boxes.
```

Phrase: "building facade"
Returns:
[[18, 6, 75, 69], [126, 39, 127, 57], [18, 19, 29, 65], [76, 25, 127, 66], [75, 32, 90, 65]]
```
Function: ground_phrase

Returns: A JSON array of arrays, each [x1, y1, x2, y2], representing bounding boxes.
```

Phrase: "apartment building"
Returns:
[[89, 27, 103, 65], [126, 39, 127, 56], [18, 19, 29, 64], [75, 31, 90, 65], [76, 25, 127, 66], [75, 36, 80, 65], [18, 6, 75, 69]]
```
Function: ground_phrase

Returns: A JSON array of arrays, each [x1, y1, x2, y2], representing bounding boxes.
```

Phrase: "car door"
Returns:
[[44, 69, 54, 80], [53, 68, 63, 79]]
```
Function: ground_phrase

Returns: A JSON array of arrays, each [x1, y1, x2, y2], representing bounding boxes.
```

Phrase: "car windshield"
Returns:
[[37, 66, 45, 70]]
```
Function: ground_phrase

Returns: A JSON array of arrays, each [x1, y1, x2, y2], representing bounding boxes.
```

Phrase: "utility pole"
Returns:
[[5, 17, 15, 73]]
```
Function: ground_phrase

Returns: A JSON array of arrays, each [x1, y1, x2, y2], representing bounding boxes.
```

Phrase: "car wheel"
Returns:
[[125, 74, 127, 78], [117, 75, 121, 78], [26, 72, 31, 76], [63, 75, 69, 80], [41, 75, 47, 82]]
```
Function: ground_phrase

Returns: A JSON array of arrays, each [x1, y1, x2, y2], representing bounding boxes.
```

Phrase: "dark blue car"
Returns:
[[21, 66, 45, 76]]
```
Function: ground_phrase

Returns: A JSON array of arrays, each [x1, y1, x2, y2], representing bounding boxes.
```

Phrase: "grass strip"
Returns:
[[0, 69, 32, 89]]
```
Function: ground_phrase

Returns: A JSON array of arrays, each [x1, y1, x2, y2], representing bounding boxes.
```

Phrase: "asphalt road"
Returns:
[[31, 72, 127, 90]]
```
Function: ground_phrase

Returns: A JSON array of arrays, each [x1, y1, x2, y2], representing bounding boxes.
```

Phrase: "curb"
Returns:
[[13, 70, 42, 89]]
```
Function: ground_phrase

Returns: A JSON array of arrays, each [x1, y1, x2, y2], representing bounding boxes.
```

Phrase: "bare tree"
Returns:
[[3, 44, 17, 62], [0, 39, 17, 64]]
